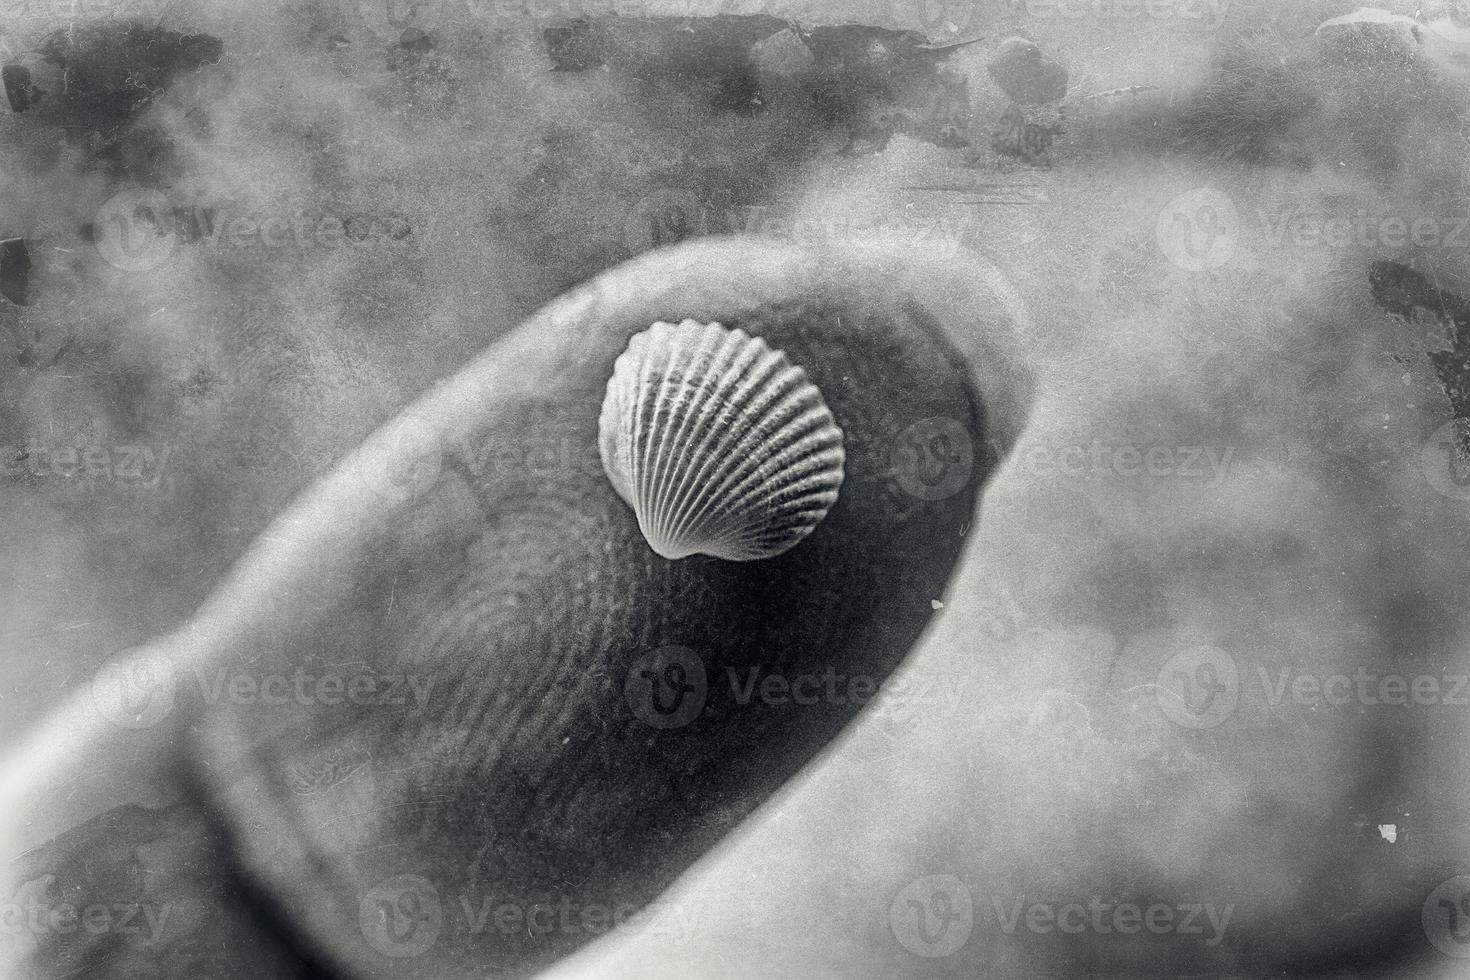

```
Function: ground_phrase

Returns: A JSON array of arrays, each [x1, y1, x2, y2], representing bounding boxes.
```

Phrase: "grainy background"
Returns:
[[6, 0, 1470, 976]]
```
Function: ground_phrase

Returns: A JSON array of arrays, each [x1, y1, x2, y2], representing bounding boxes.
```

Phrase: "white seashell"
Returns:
[[599, 319, 846, 562]]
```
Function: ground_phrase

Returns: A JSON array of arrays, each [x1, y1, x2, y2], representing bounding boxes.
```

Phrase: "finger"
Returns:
[[1, 235, 1031, 980], [161, 234, 1024, 978]]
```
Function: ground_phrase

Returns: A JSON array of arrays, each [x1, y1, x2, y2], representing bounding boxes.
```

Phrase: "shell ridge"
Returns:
[[680, 426, 832, 541], [605, 344, 643, 506], [661, 337, 782, 549], [645, 322, 728, 552], [599, 320, 846, 562], [651, 322, 743, 550], [628, 333, 667, 542], [671, 376, 830, 539], [734, 449, 846, 515], [663, 366, 837, 546], [622, 344, 649, 511], [640, 324, 686, 547], [699, 432, 845, 549], [659, 338, 790, 545], [661, 352, 800, 530], [657, 327, 758, 548]]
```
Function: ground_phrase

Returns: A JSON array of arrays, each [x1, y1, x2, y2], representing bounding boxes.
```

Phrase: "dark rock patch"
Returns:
[[1370, 260, 1470, 446], [0, 239, 33, 307], [986, 36, 1069, 106], [34, 22, 222, 131], [2, 64, 39, 112], [3, 22, 222, 181]]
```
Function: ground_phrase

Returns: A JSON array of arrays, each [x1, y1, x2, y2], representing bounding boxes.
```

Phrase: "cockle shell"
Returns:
[[599, 319, 846, 561]]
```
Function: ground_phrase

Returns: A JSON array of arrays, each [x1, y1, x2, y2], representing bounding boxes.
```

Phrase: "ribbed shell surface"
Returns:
[[598, 319, 846, 561]]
